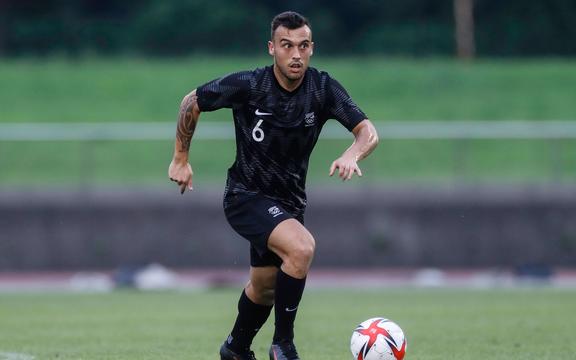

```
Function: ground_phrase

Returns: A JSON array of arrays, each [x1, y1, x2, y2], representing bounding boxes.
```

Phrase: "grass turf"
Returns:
[[1, 137, 575, 187], [1, 57, 576, 123], [1, 57, 576, 186], [0, 288, 575, 359]]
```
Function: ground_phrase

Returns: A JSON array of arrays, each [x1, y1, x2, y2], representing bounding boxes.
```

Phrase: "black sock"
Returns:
[[227, 290, 273, 353], [273, 269, 307, 343]]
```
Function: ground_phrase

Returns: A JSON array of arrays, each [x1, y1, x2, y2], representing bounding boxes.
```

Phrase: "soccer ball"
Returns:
[[350, 317, 407, 360]]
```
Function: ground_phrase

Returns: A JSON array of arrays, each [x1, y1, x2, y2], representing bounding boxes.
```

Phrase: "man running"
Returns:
[[168, 11, 379, 360]]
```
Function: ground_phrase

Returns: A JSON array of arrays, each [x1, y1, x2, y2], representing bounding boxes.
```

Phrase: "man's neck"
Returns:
[[273, 65, 303, 92]]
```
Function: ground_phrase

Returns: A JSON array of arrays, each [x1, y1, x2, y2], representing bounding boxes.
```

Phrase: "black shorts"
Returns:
[[224, 193, 304, 267]]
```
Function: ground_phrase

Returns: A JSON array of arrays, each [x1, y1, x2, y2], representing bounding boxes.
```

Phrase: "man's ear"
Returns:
[[268, 41, 274, 56]]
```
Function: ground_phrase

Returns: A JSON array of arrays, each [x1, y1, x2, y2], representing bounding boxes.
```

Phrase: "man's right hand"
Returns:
[[168, 159, 194, 194]]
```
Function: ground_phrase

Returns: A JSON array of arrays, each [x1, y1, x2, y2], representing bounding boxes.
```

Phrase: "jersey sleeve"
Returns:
[[326, 76, 367, 132], [196, 71, 252, 111]]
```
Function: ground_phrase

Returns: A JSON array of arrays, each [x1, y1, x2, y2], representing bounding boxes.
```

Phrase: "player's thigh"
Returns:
[[224, 193, 294, 259], [267, 218, 315, 261]]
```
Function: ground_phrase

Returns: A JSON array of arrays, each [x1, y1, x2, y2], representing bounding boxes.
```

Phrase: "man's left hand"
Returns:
[[329, 155, 363, 181]]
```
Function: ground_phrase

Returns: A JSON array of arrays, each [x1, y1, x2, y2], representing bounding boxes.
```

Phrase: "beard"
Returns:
[[275, 61, 306, 82]]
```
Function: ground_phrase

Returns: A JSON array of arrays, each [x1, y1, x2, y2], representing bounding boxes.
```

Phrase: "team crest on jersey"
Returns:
[[268, 206, 284, 218], [304, 112, 316, 127]]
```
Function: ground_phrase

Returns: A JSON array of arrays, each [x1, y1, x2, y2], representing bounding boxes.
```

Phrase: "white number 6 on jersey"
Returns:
[[252, 119, 265, 142]]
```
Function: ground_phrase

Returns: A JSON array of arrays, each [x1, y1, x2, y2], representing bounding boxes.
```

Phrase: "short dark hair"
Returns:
[[270, 11, 311, 39]]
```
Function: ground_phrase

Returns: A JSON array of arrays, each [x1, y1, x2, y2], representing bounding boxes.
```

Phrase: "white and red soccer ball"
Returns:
[[350, 317, 407, 360]]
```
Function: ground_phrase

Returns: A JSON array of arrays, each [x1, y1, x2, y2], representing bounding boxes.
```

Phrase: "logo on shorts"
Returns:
[[268, 206, 284, 218], [304, 112, 316, 127]]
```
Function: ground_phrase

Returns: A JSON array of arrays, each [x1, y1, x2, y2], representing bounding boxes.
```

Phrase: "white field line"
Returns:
[[0, 352, 35, 360]]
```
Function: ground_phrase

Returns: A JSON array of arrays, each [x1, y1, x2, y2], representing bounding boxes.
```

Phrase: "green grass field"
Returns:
[[1, 57, 576, 186], [0, 288, 575, 359], [1, 57, 576, 122], [2, 137, 576, 187]]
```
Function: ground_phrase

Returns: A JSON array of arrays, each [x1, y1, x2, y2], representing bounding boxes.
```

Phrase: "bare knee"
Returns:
[[283, 234, 315, 278], [268, 219, 316, 279], [292, 236, 315, 264]]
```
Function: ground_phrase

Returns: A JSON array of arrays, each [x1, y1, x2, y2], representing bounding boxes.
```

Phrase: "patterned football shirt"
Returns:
[[196, 65, 367, 216]]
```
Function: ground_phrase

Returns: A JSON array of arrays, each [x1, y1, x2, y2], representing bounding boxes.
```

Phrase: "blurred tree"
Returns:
[[0, 0, 574, 57], [129, 0, 269, 55], [454, 0, 476, 60], [0, 1, 6, 56], [475, 0, 576, 56]]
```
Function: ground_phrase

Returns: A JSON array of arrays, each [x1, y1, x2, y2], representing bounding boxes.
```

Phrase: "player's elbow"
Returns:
[[354, 120, 378, 148], [364, 121, 379, 149], [180, 90, 201, 114], [370, 128, 379, 149]]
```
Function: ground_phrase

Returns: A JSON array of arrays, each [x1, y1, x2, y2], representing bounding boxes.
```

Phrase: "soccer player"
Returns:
[[168, 11, 378, 360]]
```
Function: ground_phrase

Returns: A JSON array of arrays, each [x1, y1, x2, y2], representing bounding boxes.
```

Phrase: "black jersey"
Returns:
[[196, 65, 367, 216]]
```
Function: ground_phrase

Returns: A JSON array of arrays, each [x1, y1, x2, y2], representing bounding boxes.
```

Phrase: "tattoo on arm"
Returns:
[[176, 93, 198, 152]]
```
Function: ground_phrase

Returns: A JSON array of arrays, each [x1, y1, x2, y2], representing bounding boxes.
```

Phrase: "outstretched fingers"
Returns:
[[329, 161, 337, 177], [347, 164, 362, 180], [329, 160, 363, 181]]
